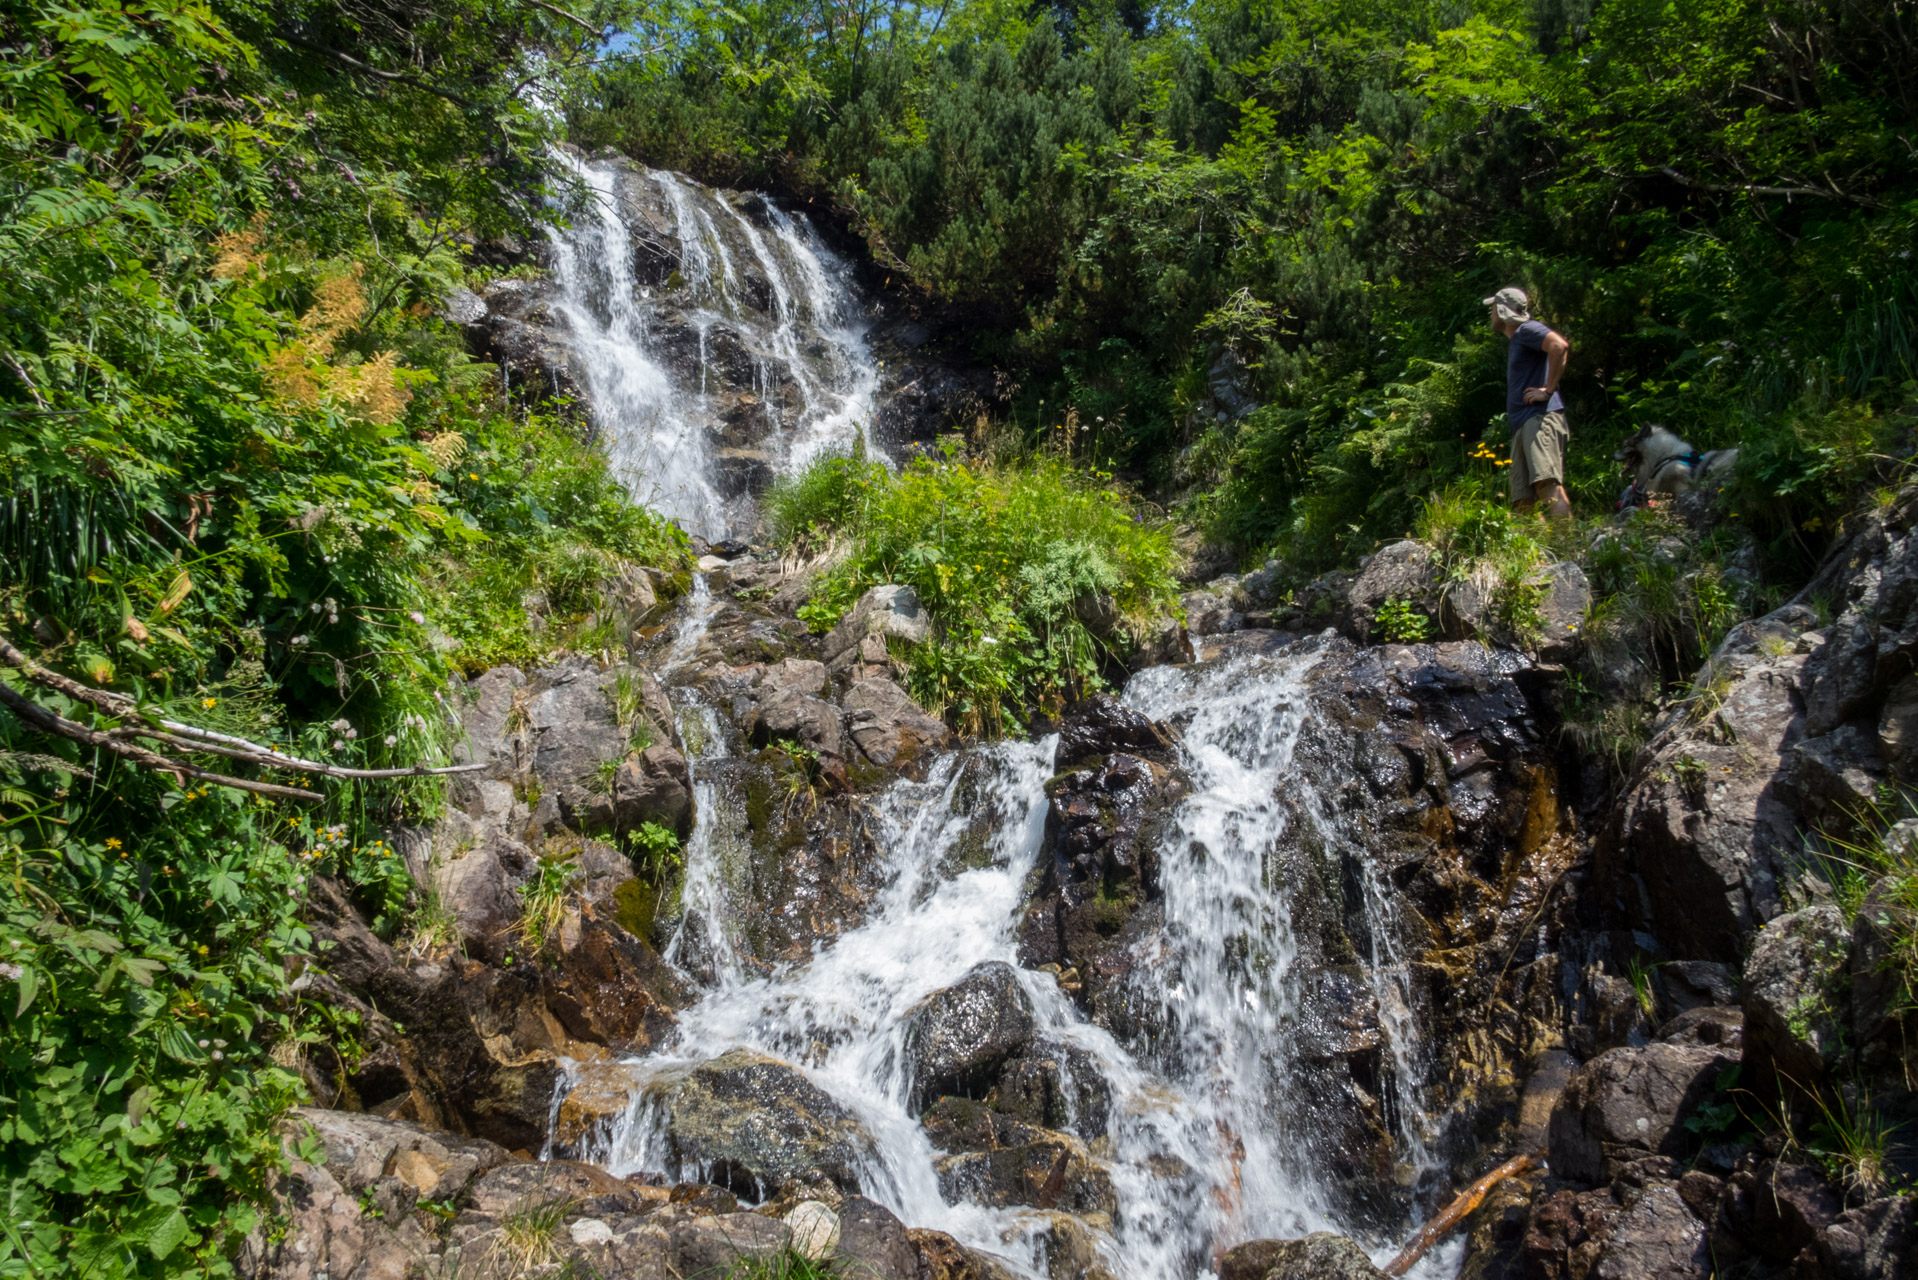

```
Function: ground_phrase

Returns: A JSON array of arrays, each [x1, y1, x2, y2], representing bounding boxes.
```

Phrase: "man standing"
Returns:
[[1485, 286, 1572, 519]]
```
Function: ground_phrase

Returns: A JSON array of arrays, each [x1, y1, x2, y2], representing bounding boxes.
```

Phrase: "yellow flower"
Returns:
[[202, 698, 218, 709], [105, 837, 122, 850], [468, 473, 479, 480]]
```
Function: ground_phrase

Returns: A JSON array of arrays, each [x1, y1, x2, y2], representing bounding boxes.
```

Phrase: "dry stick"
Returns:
[[0, 631, 482, 786], [1382, 1153, 1538, 1278], [0, 679, 322, 802]]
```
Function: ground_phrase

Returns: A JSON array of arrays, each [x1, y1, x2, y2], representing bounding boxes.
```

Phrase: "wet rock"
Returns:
[[546, 910, 685, 1052], [909, 1228, 1025, 1280], [1181, 589, 1241, 637], [552, 1058, 637, 1155], [1051, 695, 1177, 769], [1218, 1233, 1388, 1280], [1020, 1211, 1119, 1280], [934, 1130, 1116, 1215], [1587, 1182, 1710, 1279], [992, 1043, 1113, 1140], [1742, 902, 1850, 1097], [1598, 608, 1813, 963], [843, 675, 950, 767], [823, 585, 933, 670], [650, 1049, 877, 1199], [1345, 540, 1438, 643], [715, 447, 775, 497], [611, 743, 696, 840], [833, 1196, 919, 1280], [903, 962, 1037, 1107], [1546, 1042, 1737, 1184]]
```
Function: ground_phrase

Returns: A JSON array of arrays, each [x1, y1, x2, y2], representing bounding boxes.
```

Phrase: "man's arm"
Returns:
[[1526, 330, 1570, 404]]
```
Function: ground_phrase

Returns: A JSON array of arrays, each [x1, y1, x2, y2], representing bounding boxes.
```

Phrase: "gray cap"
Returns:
[[1482, 286, 1531, 322]]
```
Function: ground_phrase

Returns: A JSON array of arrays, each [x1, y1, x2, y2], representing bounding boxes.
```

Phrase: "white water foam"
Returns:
[[545, 155, 880, 540], [573, 646, 1451, 1278]]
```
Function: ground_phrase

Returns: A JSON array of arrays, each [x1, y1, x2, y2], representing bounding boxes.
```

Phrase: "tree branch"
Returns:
[[275, 32, 481, 109], [0, 633, 483, 796], [523, 0, 606, 38], [0, 679, 322, 802], [1658, 165, 1881, 207]]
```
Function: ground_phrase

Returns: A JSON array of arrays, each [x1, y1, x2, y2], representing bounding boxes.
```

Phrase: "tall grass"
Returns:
[[771, 450, 1181, 734]]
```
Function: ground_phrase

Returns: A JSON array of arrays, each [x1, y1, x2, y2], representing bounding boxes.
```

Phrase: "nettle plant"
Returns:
[[0, 760, 317, 1277]]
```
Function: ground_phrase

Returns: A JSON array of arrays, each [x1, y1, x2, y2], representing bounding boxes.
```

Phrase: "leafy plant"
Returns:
[[518, 856, 577, 956], [1625, 952, 1659, 1019], [627, 821, 682, 879], [1373, 596, 1431, 643]]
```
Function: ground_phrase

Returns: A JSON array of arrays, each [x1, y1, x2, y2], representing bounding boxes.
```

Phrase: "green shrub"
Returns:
[[782, 451, 1181, 734], [0, 758, 313, 1276], [1372, 597, 1431, 643]]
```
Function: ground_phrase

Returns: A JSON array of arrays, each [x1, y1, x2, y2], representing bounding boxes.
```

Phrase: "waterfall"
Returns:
[[544, 153, 880, 540], [573, 646, 1452, 1280]]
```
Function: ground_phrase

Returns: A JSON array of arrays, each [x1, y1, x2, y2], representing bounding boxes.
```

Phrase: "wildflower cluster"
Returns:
[[1468, 441, 1512, 468]]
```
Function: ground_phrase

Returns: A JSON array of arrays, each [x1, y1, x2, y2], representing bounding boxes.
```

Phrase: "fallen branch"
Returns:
[[0, 632, 483, 798], [1383, 1153, 1538, 1277], [0, 678, 321, 802]]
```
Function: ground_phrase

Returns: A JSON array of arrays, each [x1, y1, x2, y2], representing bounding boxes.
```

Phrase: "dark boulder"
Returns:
[[649, 1049, 877, 1200], [1546, 1042, 1737, 1184], [902, 962, 1037, 1108], [1218, 1233, 1388, 1280]]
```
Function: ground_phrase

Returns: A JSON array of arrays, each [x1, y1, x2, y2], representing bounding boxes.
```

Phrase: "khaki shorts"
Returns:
[[1510, 410, 1569, 500]]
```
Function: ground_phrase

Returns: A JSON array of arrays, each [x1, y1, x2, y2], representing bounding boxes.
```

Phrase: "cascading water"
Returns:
[[544, 153, 880, 540], [569, 646, 1456, 1279]]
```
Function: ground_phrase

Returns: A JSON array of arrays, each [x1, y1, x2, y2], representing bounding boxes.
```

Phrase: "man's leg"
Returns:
[[1509, 428, 1535, 513], [1533, 478, 1572, 520]]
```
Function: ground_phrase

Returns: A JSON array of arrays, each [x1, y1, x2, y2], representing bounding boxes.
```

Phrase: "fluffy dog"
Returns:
[[1614, 424, 1739, 499]]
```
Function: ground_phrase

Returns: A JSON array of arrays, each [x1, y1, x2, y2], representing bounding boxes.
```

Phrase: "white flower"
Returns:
[[0, 962, 22, 981], [211, 1051, 223, 1062], [331, 719, 351, 732], [332, 739, 344, 750], [384, 734, 396, 745], [345, 728, 358, 740], [197, 1039, 209, 1048], [409, 611, 425, 625], [309, 603, 320, 614]]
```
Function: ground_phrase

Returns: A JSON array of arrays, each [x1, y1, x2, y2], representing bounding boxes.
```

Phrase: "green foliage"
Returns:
[[576, 0, 1918, 585], [1806, 1089, 1902, 1199], [518, 855, 577, 957], [0, 1, 682, 1273], [784, 451, 1180, 733], [724, 1245, 842, 1280], [627, 821, 682, 880], [1371, 597, 1430, 643], [0, 754, 312, 1277], [763, 444, 890, 548]]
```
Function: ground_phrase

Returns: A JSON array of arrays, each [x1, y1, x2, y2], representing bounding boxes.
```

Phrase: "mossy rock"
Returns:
[[614, 877, 658, 940]]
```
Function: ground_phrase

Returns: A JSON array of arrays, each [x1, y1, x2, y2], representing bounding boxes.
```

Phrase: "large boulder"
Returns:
[[823, 584, 933, 671], [648, 1049, 877, 1199], [612, 743, 696, 840], [752, 685, 850, 759], [1218, 1233, 1388, 1280], [1546, 1042, 1737, 1184], [1598, 609, 1813, 963], [842, 675, 950, 767], [1345, 540, 1438, 642], [1742, 902, 1851, 1098], [1588, 1183, 1712, 1279], [903, 962, 1037, 1108]]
